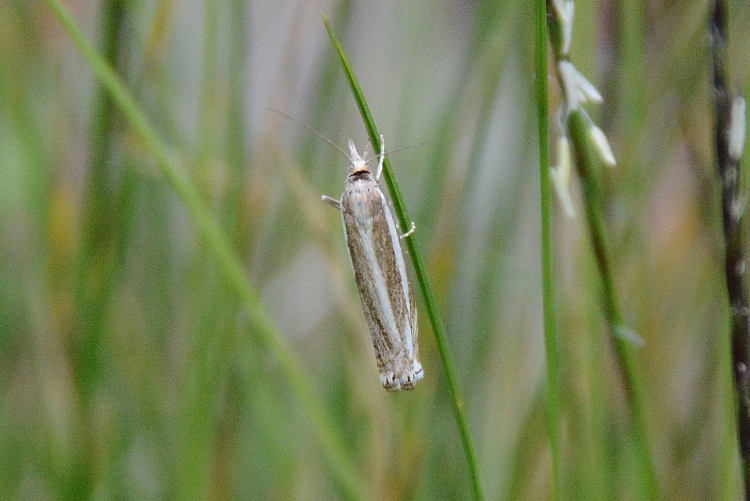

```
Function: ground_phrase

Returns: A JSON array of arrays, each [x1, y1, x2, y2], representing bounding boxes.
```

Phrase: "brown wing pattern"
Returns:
[[341, 174, 421, 391]]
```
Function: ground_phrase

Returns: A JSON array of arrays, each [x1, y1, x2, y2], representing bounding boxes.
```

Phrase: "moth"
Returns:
[[322, 135, 423, 391]]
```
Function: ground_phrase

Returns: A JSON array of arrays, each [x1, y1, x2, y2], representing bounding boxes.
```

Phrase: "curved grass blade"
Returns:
[[322, 14, 485, 501], [41, 1, 371, 499]]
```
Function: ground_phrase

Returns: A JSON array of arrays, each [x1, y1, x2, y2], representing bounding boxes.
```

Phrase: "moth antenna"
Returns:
[[271, 108, 426, 171], [269, 108, 352, 162], [362, 140, 431, 171]]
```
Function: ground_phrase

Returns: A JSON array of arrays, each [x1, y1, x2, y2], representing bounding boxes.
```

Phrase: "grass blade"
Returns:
[[566, 110, 657, 496], [534, 1, 561, 499], [322, 14, 485, 501], [40, 1, 371, 499], [545, 0, 658, 495]]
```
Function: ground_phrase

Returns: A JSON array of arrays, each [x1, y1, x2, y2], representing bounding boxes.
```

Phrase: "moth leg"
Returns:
[[375, 134, 385, 181], [400, 221, 416, 239], [321, 195, 342, 210]]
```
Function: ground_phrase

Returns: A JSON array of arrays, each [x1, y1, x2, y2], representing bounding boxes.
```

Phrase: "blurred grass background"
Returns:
[[2, 0, 750, 499]]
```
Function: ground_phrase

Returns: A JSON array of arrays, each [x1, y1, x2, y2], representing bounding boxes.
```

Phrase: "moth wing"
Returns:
[[342, 189, 407, 367]]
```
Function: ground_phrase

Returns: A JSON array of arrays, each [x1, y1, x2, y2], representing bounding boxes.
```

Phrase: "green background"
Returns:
[[2, 0, 750, 499]]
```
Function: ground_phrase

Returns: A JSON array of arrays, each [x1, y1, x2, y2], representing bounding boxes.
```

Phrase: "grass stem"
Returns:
[[709, 0, 750, 495], [41, 1, 371, 499], [535, 2, 562, 499], [322, 14, 485, 501]]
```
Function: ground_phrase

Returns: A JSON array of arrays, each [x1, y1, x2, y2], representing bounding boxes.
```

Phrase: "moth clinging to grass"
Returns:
[[322, 135, 423, 391]]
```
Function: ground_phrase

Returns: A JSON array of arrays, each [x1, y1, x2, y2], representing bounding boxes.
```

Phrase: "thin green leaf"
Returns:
[[567, 110, 658, 497], [545, 0, 658, 495], [534, 1, 562, 500], [41, 1, 371, 499], [322, 14, 485, 501]]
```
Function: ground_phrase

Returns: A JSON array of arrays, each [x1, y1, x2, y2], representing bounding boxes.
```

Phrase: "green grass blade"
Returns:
[[534, 1, 561, 499], [566, 110, 658, 497], [41, 1, 371, 499], [545, 0, 658, 495], [322, 14, 485, 501]]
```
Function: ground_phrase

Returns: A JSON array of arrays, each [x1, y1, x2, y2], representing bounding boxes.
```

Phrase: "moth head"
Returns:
[[347, 139, 371, 175]]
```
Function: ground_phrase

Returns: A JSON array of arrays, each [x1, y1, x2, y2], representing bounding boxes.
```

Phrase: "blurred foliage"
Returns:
[[2, 0, 750, 499]]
